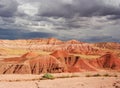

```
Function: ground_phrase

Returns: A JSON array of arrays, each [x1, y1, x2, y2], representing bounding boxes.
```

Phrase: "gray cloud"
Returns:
[[37, 0, 120, 18], [0, 28, 56, 39], [0, 0, 120, 42], [82, 36, 120, 42], [0, 0, 18, 17], [107, 15, 120, 20]]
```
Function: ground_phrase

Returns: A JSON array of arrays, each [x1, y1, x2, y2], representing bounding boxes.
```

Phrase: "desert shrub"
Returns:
[[92, 74, 101, 77], [86, 74, 91, 77], [42, 73, 55, 80], [103, 73, 110, 77], [57, 75, 70, 78], [71, 75, 80, 78], [114, 75, 118, 77]]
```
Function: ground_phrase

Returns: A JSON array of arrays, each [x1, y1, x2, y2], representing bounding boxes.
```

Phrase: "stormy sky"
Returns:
[[0, 0, 120, 42]]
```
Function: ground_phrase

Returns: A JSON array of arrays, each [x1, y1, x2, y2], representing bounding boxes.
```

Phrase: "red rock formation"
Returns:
[[22, 51, 39, 59], [26, 55, 64, 74], [0, 38, 102, 55], [3, 52, 39, 63], [0, 51, 120, 74], [47, 38, 64, 44], [66, 44, 102, 55], [65, 40, 82, 44], [89, 52, 120, 70], [0, 52, 64, 74], [0, 63, 31, 74], [51, 50, 98, 72], [50, 50, 70, 58], [0, 48, 8, 55], [3, 57, 24, 63], [63, 56, 98, 72], [94, 42, 120, 50], [0, 38, 120, 74]]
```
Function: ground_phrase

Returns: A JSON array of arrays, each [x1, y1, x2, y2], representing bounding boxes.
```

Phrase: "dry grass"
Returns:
[[86, 73, 118, 77], [0, 47, 51, 56], [71, 53, 100, 59]]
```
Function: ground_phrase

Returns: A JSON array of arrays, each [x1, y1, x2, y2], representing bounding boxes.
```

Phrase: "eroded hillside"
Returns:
[[0, 38, 120, 74]]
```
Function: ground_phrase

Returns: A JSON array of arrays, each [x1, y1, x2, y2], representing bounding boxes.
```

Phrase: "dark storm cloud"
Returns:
[[107, 15, 120, 20], [0, 28, 26, 39], [81, 36, 120, 42], [0, 28, 56, 39], [37, 0, 120, 18], [0, 0, 120, 42], [0, 0, 18, 17], [1, 17, 15, 23], [23, 32, 56, 39]]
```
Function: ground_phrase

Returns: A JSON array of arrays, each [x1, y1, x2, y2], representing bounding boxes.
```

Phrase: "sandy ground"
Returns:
[[0, 72, 120, 88], [0, 55, 20, 60], [0, 77, 120, 88]]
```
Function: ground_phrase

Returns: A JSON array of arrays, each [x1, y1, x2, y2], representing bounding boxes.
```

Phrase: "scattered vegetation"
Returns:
[[41, 73, 80, 80], [103, 74, 118, 77], [41, 73, 55, 80], [103, 73, 110, 77], [57, 75, 70, 78], [86, 74, 101, 77], [86, 73, 118, 77], [92, 74, 101, 77], [1, 73, 118, 82], [114, 75, 118, 77], [86, 74, 91, 77], [57, 75, 79, 79], [71, 75, 80, 78]]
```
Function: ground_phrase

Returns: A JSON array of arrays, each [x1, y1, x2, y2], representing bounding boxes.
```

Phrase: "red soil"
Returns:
[[50, 50, 70, 58], [0, 38, 120, 74], [89, 52, 120, 70]]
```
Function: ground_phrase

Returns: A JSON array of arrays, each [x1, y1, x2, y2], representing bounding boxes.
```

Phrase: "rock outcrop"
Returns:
[[0, 38, 120, 74], [0, 52, 64, 74], [51, 50, 98, 72], [89, 52, 120, 70], [50, 50, 70, 58], [94, 42, 120, 50], [0, 38, 103, 55], [65, 40, 82, 44], [0, 51, 120, 74]]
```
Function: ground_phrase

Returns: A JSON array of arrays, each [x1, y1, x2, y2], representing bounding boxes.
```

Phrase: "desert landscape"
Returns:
[[0, 38, 120, 88], [0, 0, 120, 87]]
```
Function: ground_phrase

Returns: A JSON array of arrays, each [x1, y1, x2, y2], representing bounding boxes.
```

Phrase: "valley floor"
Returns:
[[0, 77, 120, 88], [0, 72, 120, 88]]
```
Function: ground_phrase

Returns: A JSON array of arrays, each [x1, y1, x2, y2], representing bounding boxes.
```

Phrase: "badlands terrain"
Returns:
[[0, 38, 120, 88]]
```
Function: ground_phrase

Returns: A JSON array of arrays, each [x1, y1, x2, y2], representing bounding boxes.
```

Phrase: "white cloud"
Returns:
[[18, 3, 38, 16], [103, 0, 120, 7]]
